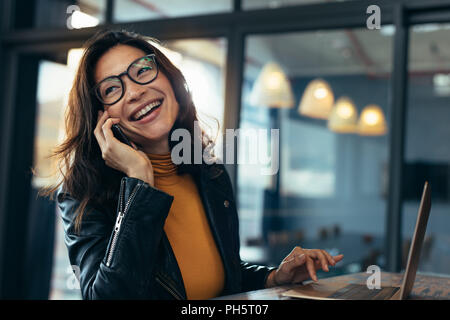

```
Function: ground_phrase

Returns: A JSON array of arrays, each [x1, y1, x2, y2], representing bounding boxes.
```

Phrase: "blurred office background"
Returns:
[[0, 0, 449, 299]]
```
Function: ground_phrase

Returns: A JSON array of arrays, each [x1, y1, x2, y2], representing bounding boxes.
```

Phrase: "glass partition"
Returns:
[[402, 23, 450, 276], [33, 59, 81, 299], [160, 37, 227, 154], [238, 27, 394, 278], [114, 0, 232, 23]]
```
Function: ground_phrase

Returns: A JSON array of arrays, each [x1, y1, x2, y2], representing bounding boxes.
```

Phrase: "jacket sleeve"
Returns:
[[57, 176, 174, 299], [239, 262, 277, 292]]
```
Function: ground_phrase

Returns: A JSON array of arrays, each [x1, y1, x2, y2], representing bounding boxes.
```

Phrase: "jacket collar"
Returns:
[[204, 162, 224, 180]]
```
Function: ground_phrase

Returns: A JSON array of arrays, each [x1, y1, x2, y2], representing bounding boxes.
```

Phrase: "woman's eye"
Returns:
[[137, 67, 151, 76], [104, 86, 119, 96]]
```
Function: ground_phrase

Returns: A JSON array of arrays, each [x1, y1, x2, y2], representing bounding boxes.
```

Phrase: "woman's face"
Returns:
[[94, 44, 179, 150]]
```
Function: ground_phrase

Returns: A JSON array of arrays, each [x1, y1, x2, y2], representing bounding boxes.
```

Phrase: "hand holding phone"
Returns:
[[94, 111, 155, 186], [111, 124, 134, 148]]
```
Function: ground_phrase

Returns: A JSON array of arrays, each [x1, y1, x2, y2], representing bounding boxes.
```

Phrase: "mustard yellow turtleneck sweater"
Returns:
[[146, 152, 225, 299]]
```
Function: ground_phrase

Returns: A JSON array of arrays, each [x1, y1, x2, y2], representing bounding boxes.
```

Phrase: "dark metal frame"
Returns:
[[1, 0, 450, 298], [385, 3, 409, 274]]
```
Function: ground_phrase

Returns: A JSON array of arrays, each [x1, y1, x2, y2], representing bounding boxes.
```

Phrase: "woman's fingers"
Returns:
[[316, 250, 330, 272], [130, 141, 138, 150], [276, 246, 344, 285], [305, 256, 318, 282], [307, 250, 329, 272], [322, 250, 336, 267], [310, 253, 344, 272], [94, 110, 108, 148], [97, 110, 109, 127], [101, 117, 121, 143]]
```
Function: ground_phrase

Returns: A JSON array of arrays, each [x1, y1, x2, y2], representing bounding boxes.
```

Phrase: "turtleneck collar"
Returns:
[[145, 151, 178, 178]]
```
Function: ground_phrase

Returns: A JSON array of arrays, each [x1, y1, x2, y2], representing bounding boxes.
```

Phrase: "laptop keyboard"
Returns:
[[327, 284, 400, 300]]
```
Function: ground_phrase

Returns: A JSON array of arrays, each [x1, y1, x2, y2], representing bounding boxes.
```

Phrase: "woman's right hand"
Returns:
[[94, 110, 155, 187]]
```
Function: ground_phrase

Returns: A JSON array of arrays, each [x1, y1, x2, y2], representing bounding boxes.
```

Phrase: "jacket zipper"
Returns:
[[106, 180, 141, 267], [155, 275, 183, 300]]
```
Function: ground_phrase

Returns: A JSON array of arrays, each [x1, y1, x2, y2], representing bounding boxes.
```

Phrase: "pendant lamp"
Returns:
[[357, 104, 387, 136], [298, 79, 334, 119], [327, 96, 358, 133], [249, 62, 294, 108]]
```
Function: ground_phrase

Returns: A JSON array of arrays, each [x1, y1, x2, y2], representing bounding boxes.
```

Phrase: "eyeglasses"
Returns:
[[93, 54, 159, 105]]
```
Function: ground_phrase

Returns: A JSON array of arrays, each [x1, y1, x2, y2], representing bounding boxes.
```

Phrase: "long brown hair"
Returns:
[[39, 29, 218, 233]]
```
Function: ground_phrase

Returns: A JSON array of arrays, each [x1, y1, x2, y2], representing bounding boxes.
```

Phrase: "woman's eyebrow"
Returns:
[[100, 69, 121, 80], [99, 59, 135, 81], [97, 68, 125, 83]]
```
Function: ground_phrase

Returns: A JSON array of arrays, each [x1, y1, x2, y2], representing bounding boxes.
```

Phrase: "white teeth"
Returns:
[[133, 100, 162, 120]]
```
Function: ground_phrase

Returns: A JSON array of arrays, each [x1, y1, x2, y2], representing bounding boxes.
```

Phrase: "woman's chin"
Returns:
[[126, 118, 174, 149], [132, 133, 170, 150]]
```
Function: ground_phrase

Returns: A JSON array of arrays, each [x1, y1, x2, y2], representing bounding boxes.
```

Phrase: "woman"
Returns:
[[47, 29, 343, 300]]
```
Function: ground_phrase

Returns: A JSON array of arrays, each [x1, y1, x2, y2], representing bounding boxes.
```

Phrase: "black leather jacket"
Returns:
[[57, 162, 276, 299]]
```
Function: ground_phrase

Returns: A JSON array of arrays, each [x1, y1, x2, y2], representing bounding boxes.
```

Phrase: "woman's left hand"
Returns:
[[265, 246, 344, 288]]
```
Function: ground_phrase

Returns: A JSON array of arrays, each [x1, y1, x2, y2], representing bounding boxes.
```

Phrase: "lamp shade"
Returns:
[[249, 62, 294, 108], [327, 96, 358, 133], [298, 79, 334, 119], [69, 10, 99, 29], [357, 104, 387, 136]]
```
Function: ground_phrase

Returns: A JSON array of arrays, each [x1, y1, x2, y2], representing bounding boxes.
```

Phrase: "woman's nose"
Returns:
[[124, 79, 146, 103]]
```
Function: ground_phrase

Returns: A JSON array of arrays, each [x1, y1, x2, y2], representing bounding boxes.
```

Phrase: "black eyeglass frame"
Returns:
[[92, 53, 159, 106]]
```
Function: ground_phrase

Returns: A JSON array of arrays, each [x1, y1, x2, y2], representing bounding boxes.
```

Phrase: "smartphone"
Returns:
[[111, 124, 134, 148]]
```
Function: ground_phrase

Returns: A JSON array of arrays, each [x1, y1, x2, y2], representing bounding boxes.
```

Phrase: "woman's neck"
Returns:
[[139, 139, 170, 155]]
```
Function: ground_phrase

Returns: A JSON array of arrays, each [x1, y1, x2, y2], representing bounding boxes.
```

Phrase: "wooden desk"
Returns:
[[215, 272, 450, 300]]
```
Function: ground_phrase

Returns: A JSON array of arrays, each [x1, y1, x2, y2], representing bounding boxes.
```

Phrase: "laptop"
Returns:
[[282, 181, 432, 300]]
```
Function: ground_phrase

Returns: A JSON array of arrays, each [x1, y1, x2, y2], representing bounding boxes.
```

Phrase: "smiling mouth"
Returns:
[[130, 99, 163, 121]]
